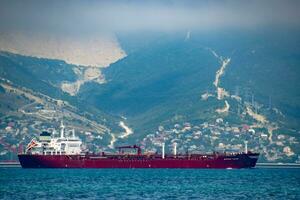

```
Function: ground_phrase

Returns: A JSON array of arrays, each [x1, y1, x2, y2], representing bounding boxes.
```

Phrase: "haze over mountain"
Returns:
[[0, 0, 300, 162], [0, 31, 125, 67]]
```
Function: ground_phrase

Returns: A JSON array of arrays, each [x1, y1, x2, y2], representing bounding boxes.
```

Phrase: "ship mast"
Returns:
[[162, 142, 165, 159], [244, 141, 248, 154], [173, 142, 177, 157], [60, 121, 65, 139], [72, 129, 75, 138]]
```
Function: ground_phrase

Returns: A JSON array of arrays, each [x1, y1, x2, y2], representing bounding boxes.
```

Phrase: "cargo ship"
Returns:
[[18, 122, 259, 168]]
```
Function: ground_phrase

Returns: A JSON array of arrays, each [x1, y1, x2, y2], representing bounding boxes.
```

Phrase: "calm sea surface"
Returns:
[[0, 168, 300, 200]]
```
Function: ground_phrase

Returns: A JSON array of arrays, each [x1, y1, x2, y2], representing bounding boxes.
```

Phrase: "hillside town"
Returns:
[[141, 119, 299, 163]]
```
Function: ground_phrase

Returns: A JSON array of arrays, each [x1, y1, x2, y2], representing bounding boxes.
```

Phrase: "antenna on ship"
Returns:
[[60, 120, 65, 139]]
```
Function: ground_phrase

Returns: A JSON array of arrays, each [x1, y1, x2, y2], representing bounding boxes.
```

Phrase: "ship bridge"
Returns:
[[26, 121, 83, 155]]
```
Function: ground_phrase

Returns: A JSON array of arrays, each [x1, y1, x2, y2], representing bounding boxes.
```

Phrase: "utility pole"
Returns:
[[255, 102, 258, 114], [244, 88, 249, 103], [235, 86, 239, 96]]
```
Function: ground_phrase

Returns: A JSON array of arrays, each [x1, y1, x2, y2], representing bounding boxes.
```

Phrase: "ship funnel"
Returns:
[[162, 142, 165, 159], [60, 121, 65, 138], [173, 142, 177, 157], [244, 141, 248, 154]]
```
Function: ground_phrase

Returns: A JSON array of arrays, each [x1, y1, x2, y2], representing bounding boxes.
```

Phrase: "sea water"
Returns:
[[0, 168, 299, 199]]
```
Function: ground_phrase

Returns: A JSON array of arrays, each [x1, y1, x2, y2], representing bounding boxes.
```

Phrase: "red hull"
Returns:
[[18, 153, 259, 169]]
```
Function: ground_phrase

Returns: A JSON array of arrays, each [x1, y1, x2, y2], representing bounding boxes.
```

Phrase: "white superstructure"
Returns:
[[27, 121, 83, 155]]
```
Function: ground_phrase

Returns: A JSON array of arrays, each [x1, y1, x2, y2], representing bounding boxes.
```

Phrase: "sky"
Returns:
[[0, 0, 300, 35]]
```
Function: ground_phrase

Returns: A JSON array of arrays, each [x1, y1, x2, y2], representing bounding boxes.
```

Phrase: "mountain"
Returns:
[[0, 29, 299, 162], [79, 34, 217, 130], [78, 29, 300, 162]]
